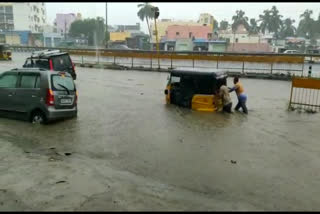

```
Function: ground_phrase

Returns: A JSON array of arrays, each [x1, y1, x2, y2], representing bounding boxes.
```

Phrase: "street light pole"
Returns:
[[64, 19, 67, 40], [105, 3, 109, 48], [152, 6, 160, 69], [154, 18, 160, 69]]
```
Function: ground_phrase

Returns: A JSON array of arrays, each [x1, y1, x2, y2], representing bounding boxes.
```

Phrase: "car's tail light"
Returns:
[[72, 61, 75, 72], [46, 89, 54, 106], [49, 59, 53, 70]]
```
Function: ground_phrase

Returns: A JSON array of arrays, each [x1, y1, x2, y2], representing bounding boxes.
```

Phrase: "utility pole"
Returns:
[[152, 6, 160, 69], [64, 19, 67, 40], [105, 3, 109, 48]]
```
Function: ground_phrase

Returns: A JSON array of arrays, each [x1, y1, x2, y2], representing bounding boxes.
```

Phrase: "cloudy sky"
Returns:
[[46, 2, 320, 33]]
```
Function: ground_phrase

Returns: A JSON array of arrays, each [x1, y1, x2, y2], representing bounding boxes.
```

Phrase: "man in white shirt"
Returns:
[[216, 79, 232, 113]]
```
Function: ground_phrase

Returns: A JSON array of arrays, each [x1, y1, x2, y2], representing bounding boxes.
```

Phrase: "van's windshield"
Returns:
[[51, 75, 75, 91]]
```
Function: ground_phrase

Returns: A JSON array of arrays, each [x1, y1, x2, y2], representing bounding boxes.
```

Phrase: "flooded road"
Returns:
[[1, 57, 320, 211]]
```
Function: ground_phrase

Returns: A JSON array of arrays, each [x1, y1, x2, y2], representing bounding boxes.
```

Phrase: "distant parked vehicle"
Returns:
[[23, 50, 77, 80], [283, 50, 299, 54], [0, 68, 78, 124], [111, 45, 132, 50]]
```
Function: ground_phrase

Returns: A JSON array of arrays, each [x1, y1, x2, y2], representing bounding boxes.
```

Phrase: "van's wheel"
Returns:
[[31, 111, 47, 124]]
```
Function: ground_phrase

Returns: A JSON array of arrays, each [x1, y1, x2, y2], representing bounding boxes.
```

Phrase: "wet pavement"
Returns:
[[1, 55, 320, 211]]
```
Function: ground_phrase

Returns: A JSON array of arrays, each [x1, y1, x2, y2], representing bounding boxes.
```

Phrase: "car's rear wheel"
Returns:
[[31, 111, 47, 124]]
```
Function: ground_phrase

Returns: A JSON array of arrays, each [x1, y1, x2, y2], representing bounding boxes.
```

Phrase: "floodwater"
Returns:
[[0, 53, 320, 211]]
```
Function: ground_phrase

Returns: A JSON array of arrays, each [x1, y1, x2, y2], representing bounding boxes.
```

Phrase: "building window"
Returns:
[[235, 38, 239, 43], [5, 6, 13, 13], [204, 17, 208, 23], [176, 32, 180, 36], [189, 32, 192, 38], [208, 33, 212, 39]]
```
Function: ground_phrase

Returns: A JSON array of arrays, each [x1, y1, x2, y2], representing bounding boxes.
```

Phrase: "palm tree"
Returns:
[[219, 20, 229, 30], [297, 9, 315, 39], [279, 18, 296, 39], [248, 18, 260, 43], [137, 3, 154, 40], [231, 10, 249, 50], [258, 9, 271, 34], [269, 6, 283, 39], [248, 18, 260, 35], [231, 10, 249, 33]]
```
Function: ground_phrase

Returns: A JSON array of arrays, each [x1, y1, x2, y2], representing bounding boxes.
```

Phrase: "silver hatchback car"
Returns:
[[0, 68, 78, 124]]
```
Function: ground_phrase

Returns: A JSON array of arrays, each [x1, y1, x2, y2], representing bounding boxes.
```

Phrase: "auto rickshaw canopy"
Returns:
[[0, 43, 11, 51]]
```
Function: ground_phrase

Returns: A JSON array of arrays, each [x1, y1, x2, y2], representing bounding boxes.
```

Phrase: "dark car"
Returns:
[[23, 50, 77, 80], [0, 68, 78, 124]]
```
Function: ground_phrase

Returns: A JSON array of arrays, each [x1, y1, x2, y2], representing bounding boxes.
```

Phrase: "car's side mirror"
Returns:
[[164, 89, 168, 95]]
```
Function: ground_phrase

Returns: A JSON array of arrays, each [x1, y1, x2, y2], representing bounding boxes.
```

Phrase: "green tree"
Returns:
[[213, 19, 219, 32], [137, 3, 154, 40], [231, 10, 249, 33], [219, 20, 229, 30], [270, 6, 283, 38], [279, 18, 296, 38], [258, 9, 272, 34], [69, 17, 105, 46], [297, 9, 315, 39], [248, 18, 260, 35]]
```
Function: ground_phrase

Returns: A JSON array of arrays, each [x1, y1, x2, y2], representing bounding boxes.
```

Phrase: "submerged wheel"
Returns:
[[31, 111, 47, 124]]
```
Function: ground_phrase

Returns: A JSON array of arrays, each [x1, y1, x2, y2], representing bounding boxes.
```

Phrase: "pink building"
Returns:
[[166, 25, 212, 40], [54, 13, 77, 36]]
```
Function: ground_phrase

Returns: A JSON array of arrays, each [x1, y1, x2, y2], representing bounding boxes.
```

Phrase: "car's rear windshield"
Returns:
[[51, 74, 75, 91], [52, 54, 72, 71]]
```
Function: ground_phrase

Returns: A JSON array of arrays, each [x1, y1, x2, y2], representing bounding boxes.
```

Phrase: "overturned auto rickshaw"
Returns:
[[164, 68, 228, 112], [0, 43, 12, 60]]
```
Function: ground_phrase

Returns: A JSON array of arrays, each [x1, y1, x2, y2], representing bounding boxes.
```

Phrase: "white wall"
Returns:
[[12, 3, 29, 31], [13, 3, 47, 33], [219, 33, 261, 44]]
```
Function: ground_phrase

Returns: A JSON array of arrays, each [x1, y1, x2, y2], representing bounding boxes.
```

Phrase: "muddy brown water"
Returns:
[[0, 54, 320, 211]]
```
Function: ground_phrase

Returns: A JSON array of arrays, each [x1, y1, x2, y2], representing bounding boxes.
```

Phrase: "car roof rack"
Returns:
[[31, 49, 60, 58]]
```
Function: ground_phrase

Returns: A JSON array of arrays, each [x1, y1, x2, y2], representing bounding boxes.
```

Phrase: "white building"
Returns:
[[43, 24, 57, 33], [0, 2, 47, 33], [219, 24, 262, 44]]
